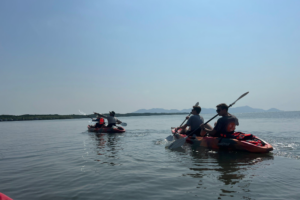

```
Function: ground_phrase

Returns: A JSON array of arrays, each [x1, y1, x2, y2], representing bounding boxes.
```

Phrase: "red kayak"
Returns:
[[0, 193, 13, 200], [171, 129, 273, 153], [88, 125, 125, 133]]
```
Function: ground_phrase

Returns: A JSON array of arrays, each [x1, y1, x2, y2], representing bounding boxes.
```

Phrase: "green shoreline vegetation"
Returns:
[[0, 113, 188, 121]]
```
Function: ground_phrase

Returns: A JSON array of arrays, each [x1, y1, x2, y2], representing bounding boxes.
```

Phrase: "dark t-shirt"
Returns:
[[214, 114, 239, 136], [186, 115, 204, 131]]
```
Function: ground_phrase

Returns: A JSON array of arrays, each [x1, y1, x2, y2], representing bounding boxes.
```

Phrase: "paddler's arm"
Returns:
[[177, 124, 188, 131], [93, 112, 107, 119], [200, 124, 217, 136], [176, 115, 190, 130], [116, 119, 122, 124]]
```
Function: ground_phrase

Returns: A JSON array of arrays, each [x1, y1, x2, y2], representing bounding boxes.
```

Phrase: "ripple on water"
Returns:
[[267, 136, 300, 160], [165, 145, 275, 199]]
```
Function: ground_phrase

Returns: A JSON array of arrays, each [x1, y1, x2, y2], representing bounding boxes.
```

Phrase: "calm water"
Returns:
[[1, 112, 300, 200]]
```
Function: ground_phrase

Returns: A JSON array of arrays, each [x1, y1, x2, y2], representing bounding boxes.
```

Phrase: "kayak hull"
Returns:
[[88, 125, 125, 133], [171, 129, 273, 153]]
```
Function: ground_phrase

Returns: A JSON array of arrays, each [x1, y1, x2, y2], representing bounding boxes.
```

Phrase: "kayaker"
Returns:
[[91, 115, 105, 128], [94, 111, 122, 128], [176, 106, 204, 136], [200, 103, 239, 137]]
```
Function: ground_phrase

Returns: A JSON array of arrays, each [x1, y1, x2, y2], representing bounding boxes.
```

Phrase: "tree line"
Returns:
[[0, 113, 188, 121]]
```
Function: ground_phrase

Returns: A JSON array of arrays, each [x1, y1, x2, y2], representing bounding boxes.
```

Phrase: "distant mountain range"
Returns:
[[133, 106, 282, 114]]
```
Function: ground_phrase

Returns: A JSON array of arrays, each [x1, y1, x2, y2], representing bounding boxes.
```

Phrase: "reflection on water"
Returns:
[[175, 145, 274, 199], [89, 133, 123, 166], [80, 132, 125, 172], [94, 133, 107, 154]]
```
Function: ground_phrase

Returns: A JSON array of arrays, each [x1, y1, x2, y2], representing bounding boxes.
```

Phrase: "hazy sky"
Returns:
[[1, 0, 299, 115]]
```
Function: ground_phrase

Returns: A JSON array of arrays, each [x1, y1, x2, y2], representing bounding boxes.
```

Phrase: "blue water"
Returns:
[[0, 112, 300, 199]]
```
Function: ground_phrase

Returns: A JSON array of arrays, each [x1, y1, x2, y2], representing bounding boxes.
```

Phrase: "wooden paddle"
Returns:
[[167, 92, 249, 150]]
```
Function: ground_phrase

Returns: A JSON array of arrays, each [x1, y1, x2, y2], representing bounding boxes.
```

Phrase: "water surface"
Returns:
[[0, 112, 300, 199]]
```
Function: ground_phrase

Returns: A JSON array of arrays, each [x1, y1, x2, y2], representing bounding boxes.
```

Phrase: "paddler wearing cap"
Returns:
[[176, 105, 204, 136], [93, 111, 122, 128]]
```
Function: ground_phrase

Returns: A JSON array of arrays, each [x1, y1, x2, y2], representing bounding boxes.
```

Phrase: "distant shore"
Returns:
[[0, 113, 189, 122], [0, 110, 291, 122]]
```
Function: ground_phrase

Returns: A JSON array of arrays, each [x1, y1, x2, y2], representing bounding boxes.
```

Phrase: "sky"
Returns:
[[0, 0, 299, 115]]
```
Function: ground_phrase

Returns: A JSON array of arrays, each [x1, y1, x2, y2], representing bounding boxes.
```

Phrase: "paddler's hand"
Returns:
[[186, 116, 190, 120], [174, 127, 179, 134], [200, 124, 205, 129]]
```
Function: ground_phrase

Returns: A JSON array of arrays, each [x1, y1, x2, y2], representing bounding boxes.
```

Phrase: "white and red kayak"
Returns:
[[171, 128, 273, 153], [88, 125, 125, 133]]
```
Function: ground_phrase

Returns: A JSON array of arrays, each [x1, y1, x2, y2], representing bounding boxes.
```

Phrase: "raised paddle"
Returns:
[[93, 112, 127, 126], [167, 92, 249, 150], [165, 102, 199, 142]]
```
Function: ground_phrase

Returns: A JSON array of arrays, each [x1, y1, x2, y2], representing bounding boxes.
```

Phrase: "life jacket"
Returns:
[[219, 133, 229, 138], [99, 118, 104, 125], [220, 132, 253, 140]]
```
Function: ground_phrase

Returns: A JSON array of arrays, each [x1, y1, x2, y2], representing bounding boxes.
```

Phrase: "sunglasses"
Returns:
[[216, 109, 221, 113]]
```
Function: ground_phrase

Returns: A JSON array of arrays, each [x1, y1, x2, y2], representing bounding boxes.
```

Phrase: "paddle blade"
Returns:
[[195, 102, 199, 106], [121, 122, 127, 126], [165, 135, 174, 142], [237, 91, 249, 101], [231, 92, 249, 106], [167, 137, 186, 150]]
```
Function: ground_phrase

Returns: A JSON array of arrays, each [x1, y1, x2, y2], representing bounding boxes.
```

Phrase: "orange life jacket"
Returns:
[[99, 118, 104, 124]]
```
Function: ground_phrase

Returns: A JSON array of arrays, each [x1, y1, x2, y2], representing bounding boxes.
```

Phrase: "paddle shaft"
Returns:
[[179, 112, 192, 127], [201, 102, 235, 126], [178, 102, 199, 127], [93, 112, 126, 126], [186, 92, 249, 136]]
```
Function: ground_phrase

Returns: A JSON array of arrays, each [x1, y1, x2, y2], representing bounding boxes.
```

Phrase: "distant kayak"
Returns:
[[87, 125, 125, 133], [171, 128, 273, 153]]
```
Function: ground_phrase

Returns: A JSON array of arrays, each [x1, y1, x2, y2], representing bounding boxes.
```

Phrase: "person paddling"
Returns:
[[176, 106, 204, 136], [200, 103, 239, 137], [94, 111, 122, 128], [91, 115, 105, 128]]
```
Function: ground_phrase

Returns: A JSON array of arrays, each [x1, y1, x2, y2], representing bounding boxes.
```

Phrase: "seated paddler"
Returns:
[[91, 115, 105, 128], [94, 111, 122, 128], [200, 103, 239, 137], [176, 105, 204, 136]]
